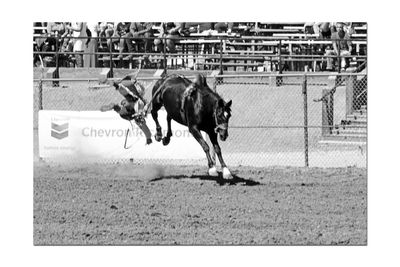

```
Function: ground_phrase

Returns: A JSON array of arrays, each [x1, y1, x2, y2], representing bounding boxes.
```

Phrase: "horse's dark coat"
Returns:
[[150, 74, 232, 170]]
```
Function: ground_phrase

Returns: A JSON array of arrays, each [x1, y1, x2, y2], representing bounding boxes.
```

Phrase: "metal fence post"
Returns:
[[163, 36, 167, 74], [346, 74, 356, 116], [109, 36, 114, 77], [277, 40, 283, 86], [219, 38, 223, 74], [337, 41, 341, 73], [38, 79, 43, 111], [302, 74, 309, 167], [54, 39, 60, 87]]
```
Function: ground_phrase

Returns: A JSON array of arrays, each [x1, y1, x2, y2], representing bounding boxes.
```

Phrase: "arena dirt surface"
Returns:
[[34, 162, 367, 245]]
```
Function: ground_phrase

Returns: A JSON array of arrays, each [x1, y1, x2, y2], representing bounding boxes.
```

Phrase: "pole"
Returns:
[[302, 74, 309, 167], [163, 36, 167, 74], [38, 79, 43, 110], [109, 36, 114, 77], [277, 39, 283, 86], [219, 38, 223, 75], [54, 38, 60, 87]]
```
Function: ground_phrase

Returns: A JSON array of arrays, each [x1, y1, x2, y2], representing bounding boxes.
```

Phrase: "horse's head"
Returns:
[[214, 99, 232, 141]]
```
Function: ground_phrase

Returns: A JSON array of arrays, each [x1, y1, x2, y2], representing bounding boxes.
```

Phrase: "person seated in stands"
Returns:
[[331, 22, 355, 36], [214, 22, 234, 34], [111, 22, 130, 59], [99, 22, 114, 50], [306, 22, 333, 39], [236, 22, 257, 36], [154, 22, 184, 53], [40, 22, 68, 66], [128, 22, 155, 55], [324, 22, 353, 71], [182, 22, 217, 36], [68, 22, 89, 67], [59, 23, 75, 67], [44, 22, 66, 51]]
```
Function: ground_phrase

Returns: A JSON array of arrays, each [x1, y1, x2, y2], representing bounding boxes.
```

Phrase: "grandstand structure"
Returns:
[[33, 22, 367, 147], [33, 22, 367, 74]]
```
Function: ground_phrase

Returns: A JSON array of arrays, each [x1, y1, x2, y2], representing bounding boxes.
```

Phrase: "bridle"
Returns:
[[214, 108, 229, 133]]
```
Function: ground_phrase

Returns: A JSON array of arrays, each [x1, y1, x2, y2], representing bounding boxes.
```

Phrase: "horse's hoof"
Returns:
[[162, 137, 170, 146], [222, 167, 233, 180], [154, 134, 162, 142], [208, 166, 218, 177]]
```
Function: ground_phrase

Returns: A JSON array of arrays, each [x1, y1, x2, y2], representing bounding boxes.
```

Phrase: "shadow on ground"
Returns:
[[150, 173, 261, 186]]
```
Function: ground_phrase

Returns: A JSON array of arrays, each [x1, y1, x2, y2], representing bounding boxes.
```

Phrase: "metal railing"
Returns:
[[33, 35, 367, 76]]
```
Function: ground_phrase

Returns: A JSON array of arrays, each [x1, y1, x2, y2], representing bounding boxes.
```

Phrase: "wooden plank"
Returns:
[[354, 25, 367, 31], [179, 39, 221, 44], [196, 62, 263, 67], [250, 28, 300, 33], [273, 33, 318, 38], [189, 32, 239, 37], [222, 50, 276, 55], [283, 26, 304, 30], [258, 22, 305, 25], [350, 33, 367, 38], [207, 56, 265, 61], [226, 41, 279, 46]]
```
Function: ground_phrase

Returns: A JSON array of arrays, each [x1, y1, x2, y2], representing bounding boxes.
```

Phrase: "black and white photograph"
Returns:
[[33, 20, 367, 245], [3, 1, 400, 266]]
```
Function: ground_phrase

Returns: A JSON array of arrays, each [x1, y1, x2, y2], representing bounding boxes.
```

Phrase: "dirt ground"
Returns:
[[33, 162, 367, 245]]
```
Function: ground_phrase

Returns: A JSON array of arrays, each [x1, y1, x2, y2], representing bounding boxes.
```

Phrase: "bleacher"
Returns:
[[33, 22, 367, 73]]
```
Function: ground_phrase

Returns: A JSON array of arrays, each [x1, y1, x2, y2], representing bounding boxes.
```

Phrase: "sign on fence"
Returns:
[[38, 110, 205, 161]]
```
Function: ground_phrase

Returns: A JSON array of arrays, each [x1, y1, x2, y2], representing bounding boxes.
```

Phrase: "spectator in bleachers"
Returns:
[[182, 22, 216, 36], [154, 22, 184, 53], [324, 22, 353, 71], [199, 22, 217, 35], [310, 22, 333, 39], [43, 22, 66, 52], [46, 22, 66, 39], [99, 22, 114, 50], [331, 22, 355, 36], [214, 22, 234, 34], [68, 22, 88, 67], [59, 23, 74, 67], [112, 22, 130, 59], [128, 22, 155, 54], [40, 22, 70, 66], [84, 22, 99, 67]]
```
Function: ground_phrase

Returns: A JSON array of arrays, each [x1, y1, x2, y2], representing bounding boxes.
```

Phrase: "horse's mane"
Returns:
[[162, 74, 227, 108]]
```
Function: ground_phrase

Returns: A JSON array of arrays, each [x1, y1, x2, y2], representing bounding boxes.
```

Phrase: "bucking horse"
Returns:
[[146, 74, 233, 179]]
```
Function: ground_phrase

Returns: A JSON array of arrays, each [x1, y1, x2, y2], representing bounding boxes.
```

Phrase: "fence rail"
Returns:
[[33, 35, 367, 75]]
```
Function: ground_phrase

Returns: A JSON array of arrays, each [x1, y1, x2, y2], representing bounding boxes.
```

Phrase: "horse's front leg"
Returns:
[[209, 132, 232, 179], [151, 104, 163, 142], [188, 126, 217, 176], [162, 115, 172, 146]]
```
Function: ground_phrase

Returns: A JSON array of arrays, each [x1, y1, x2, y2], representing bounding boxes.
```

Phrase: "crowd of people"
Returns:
[[33, 22, 364, 71]]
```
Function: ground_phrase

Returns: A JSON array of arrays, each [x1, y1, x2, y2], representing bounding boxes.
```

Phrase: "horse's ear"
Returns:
[[226, 100, 232, 109], [194, 74, 206, 87], [217, 99, 225, 108]]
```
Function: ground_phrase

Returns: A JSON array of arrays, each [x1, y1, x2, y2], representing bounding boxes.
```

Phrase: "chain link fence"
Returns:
[[33, 72, 366, 168]]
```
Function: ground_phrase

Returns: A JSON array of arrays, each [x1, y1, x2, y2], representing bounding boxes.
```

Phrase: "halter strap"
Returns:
[[214, 109, 228, 133]]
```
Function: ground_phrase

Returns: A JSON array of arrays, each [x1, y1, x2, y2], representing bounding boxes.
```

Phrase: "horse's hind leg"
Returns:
[[162, 115, 172, 146], [151, 103, 163, 142]]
